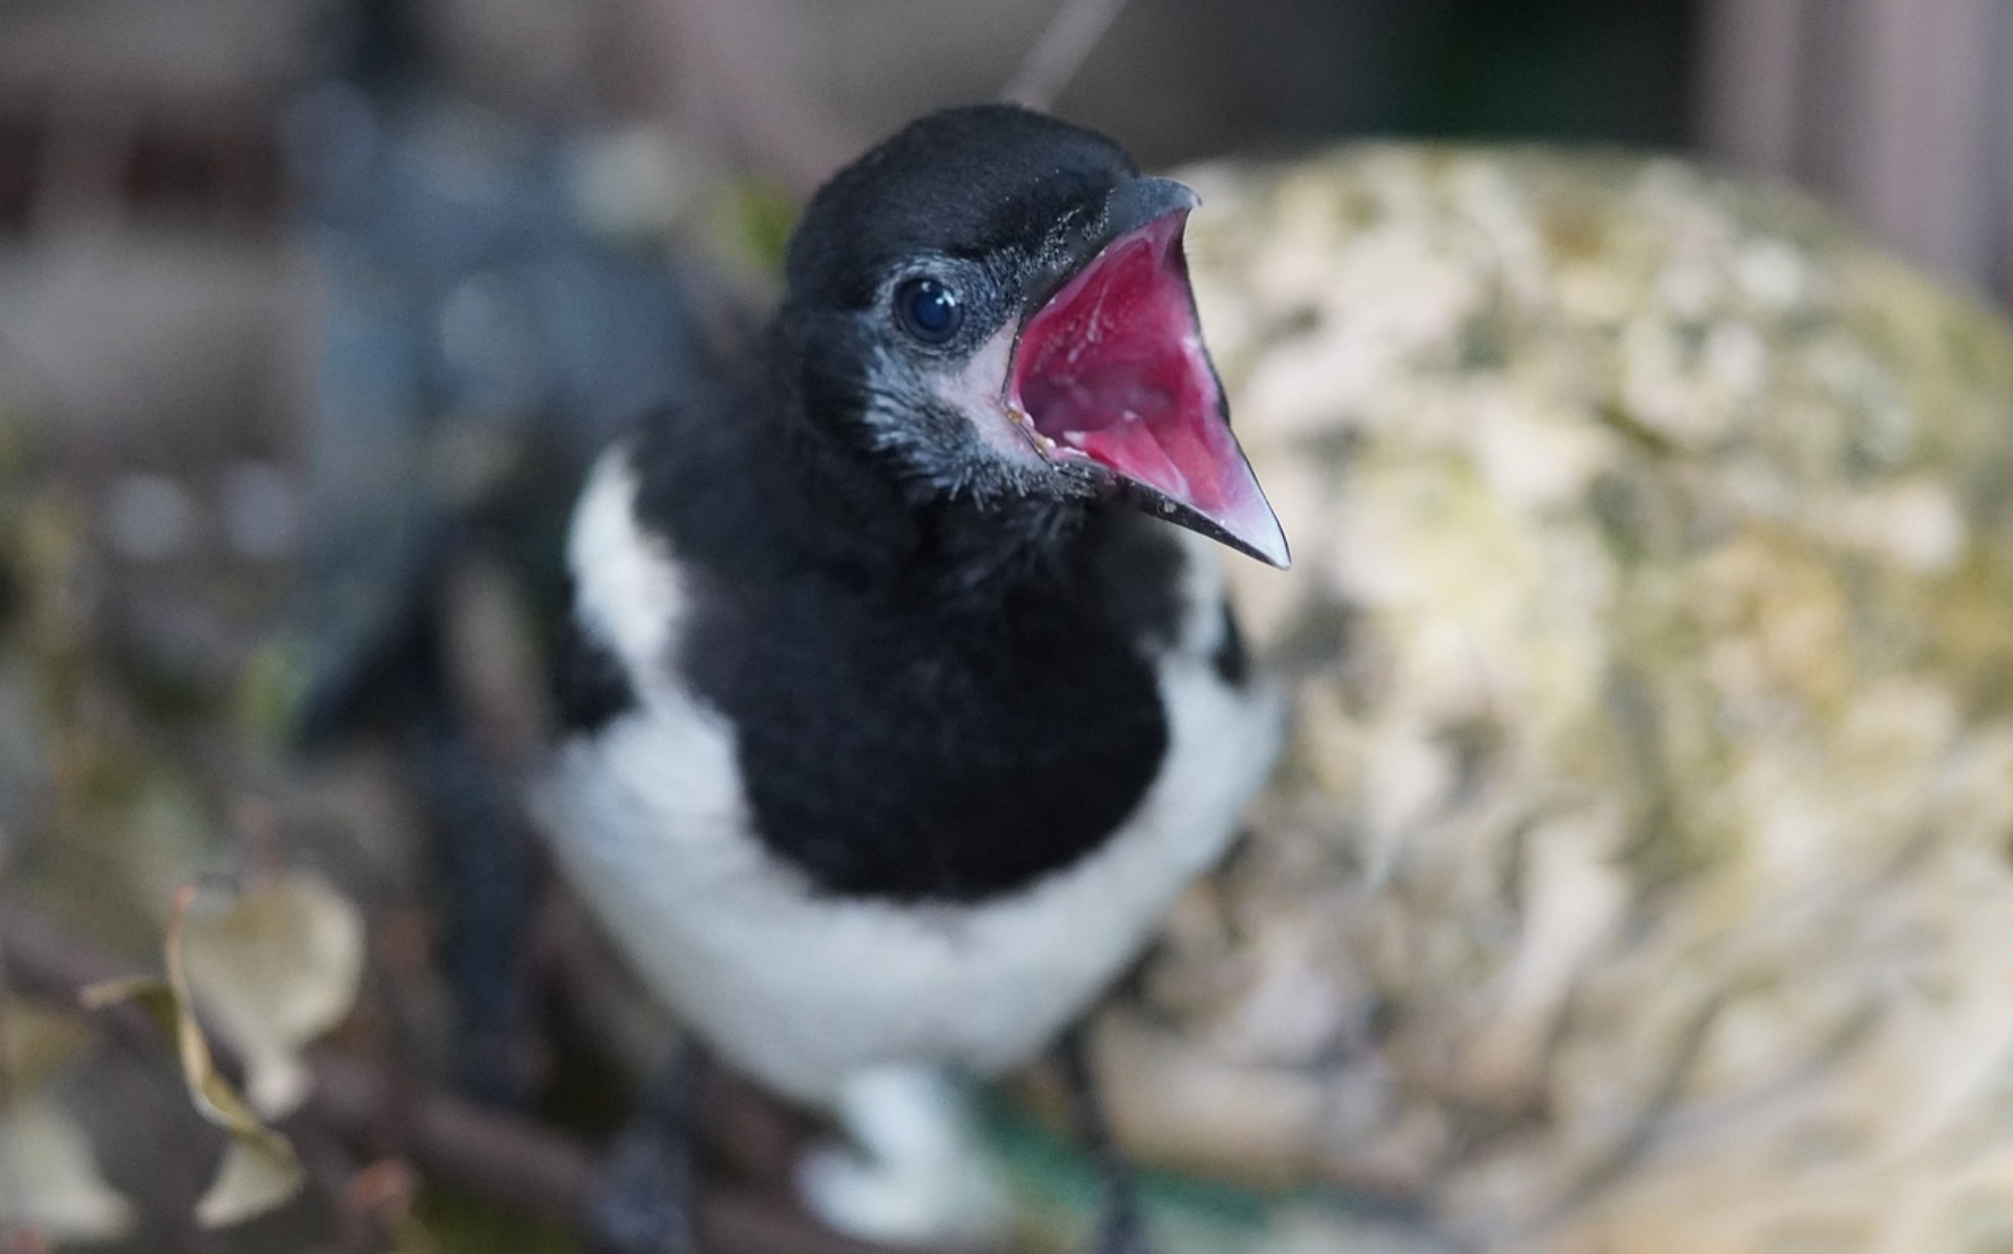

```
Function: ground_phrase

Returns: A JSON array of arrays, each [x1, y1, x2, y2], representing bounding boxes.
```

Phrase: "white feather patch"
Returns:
[[568, 447, 684, 677]]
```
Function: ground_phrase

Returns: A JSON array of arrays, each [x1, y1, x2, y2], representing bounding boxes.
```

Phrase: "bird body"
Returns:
[[544, 106, 1286, 1108], [556, 450, 1279, 1102]]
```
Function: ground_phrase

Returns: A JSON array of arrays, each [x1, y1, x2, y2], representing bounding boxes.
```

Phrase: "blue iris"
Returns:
[[895, 276, 963, 343]]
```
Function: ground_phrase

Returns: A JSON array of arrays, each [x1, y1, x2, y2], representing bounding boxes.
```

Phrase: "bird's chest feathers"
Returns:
[[552, 457, 1278, 1097], [682, 577, 1171, 901]]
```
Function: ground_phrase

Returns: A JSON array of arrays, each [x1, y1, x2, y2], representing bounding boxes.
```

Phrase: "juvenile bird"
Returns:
[[545, 104, 1289, 1250]]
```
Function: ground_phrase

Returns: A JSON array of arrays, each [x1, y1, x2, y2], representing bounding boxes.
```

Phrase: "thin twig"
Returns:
[[1003, 0, 1136, 111], [308, 1055, 906, 1254]]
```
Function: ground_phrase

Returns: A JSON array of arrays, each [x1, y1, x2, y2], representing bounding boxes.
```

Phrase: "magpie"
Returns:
[[545, 103, 1289, 1251]]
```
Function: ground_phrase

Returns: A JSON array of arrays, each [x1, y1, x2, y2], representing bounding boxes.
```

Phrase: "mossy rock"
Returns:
[[1044, 146, 2013, 1254]]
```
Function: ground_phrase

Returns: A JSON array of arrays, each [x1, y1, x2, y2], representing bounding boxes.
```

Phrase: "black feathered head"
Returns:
[[778, 104, 1287, 568]]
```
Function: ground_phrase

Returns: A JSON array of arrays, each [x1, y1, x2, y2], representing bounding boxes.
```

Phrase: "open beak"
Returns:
[[1008, 178, 1289, 569]]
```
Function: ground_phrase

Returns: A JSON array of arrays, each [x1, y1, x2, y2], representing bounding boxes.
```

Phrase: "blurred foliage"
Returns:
[[416, 1188, 576, 1253], [1403, 0, 1694, 143], [702, 177, 802, 288]]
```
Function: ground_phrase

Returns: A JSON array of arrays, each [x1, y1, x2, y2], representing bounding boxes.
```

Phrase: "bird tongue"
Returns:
[[1011, 211, 1288, 567]]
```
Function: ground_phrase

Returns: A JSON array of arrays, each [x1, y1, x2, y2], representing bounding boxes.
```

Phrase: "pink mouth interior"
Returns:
[[1010, 212, 1242, 511]]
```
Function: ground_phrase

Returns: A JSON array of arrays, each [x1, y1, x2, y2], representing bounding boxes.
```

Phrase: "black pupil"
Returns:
[[900, 278, 961, 341]]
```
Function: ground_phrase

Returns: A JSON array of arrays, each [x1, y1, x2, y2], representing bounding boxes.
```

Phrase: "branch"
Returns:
[[2, 897, 911, 1254], [1003, 0, 1135, 111]]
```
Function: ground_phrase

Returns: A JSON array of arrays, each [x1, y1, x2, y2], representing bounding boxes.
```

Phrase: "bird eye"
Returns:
[[894, 276, 963, 343]]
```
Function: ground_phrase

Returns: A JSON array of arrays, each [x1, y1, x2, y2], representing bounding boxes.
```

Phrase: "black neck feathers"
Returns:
[[617, 380, 1188, 903]]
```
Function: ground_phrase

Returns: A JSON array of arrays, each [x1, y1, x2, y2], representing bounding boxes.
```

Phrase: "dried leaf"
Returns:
[[194, 1135, 307, 1229], [0, 1094, 135, 1240], [78, 975, 175, 1029], [177, 871, 364, 1117], [80, 886, 307, 1227], [0, 997, 126, 1238]]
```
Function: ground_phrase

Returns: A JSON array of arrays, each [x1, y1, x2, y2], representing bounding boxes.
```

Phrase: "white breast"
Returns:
[[545, 448, 1284, 1107]]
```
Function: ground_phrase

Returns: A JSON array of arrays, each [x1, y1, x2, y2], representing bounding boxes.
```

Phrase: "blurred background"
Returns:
[[1, 0, 2007, 504], [1, 0, 2007, 631], [3, 0, 2012, 1250]]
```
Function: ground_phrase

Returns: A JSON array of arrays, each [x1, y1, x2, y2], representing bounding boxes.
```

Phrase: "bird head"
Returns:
[[779, 105, 1289, 569]]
